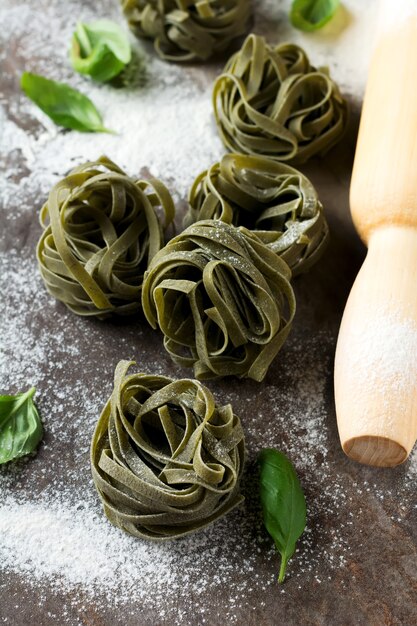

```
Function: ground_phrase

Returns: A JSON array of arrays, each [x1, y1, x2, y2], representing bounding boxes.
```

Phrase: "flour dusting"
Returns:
[[0, 0, 377, 229], [1, 249, 416, 622], [1, 0, 416, 624], [336, 308, 417, 439], [378, 0, 417, 34], [0, 251, 339, 619]]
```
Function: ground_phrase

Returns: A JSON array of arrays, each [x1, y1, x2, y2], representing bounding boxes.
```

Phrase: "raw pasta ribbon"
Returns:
[[91, 360, 245, 539], [142, 220, 296, 381], [37, 156, 175, 317], [185, 153, 328, 275], [121, 0, 251, 61], [213, 34, 347, 164]]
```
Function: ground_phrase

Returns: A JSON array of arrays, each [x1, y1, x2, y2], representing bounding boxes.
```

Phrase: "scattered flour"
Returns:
[[378, 0, 417, 34], [0, 251, 342, 620], [1, 251, 416, 623], [0, 0, 378, 229], [0, 0, 223, 210], [336, 308, 417, 437], [1, 0, 416, 623], [254, 0, 378, 95]]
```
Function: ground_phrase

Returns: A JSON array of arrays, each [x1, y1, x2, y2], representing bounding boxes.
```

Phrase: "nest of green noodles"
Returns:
[[142, 220, 296, 381], [121, 0, 251, 62], [91, 360, 245, 540], [185, 153, 328, 276], [213, 34, 347, 164], [37, 156, 175, 317]]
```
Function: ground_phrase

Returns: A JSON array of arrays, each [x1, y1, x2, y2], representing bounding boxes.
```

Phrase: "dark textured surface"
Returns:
[[1, 1, 417, 625]]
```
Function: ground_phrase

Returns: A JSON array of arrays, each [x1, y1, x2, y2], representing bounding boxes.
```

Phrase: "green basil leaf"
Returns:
[[20, 72, 112, 133], [258, 448, 307, 583], [0, 387, 43, 464], [70, 20, 131, 82], [290, 0, 340, 31]]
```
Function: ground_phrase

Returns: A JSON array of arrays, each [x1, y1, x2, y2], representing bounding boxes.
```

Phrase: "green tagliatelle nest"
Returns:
[[142, 220, 296, 381], [37, 156, 175, 317], [213, 34, 347, 164], [184, 153, 329, 276], [121, 0, 251, 62], [91, 360, 245, 540]]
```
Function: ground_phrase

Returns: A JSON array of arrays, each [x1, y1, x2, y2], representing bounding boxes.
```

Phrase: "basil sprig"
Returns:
[[21, 72, 112, 133], [0, 388, 43, 464], [258, 448, 307, 583], [290, 0, 340, 31], [71, 20, 131, 82]]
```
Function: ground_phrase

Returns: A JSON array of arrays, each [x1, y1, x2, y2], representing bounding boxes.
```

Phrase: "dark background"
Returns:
[[1, 1, 416, 625]]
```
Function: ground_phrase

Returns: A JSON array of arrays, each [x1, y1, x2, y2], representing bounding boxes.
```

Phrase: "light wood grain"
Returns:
[[335, 9, 417, 466], [335, 227, 417, 467]]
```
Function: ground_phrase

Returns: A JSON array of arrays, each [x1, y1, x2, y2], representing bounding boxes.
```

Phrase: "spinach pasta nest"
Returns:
[[37, 156, 175, 317], [184, 153, 329, 275], [142, 220, 296, 381], [213, 34, 347, 164], [91, 360, 245, 540], [121, 0, 251, 62]]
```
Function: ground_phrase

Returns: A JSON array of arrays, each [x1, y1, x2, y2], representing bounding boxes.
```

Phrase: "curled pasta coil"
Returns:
[[91, 360, 245, 540], [185, 153, 329, 276], [121, 0, 251, 62], [213, 34, 348, 164], [142, 220, 296, 381], [37, 156, 175, 317]]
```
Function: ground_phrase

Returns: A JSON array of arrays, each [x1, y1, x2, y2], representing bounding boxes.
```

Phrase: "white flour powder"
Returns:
[[1, 0, 416, 623], [0, 0, 377, 225], [1, 252, 415, 622], [0, 253, 349, 619], [337, 308, 417, 436], [378, 0, 417, 34]]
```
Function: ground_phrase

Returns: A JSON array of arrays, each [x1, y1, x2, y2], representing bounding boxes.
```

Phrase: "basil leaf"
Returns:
[[20, 72, 112, 133], [0, 387, 43, 464], [70, 20, 131, 82], [290, 0, 340, 31], [258, 448, 307, 583]]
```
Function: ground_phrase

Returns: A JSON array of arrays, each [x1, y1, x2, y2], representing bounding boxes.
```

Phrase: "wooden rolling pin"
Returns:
[[334, 0, 417, 467]]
